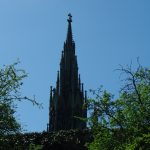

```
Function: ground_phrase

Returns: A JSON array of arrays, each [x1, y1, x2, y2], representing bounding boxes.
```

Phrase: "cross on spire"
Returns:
[[66, 13, 73, 43], [68, 13, 72, 22]]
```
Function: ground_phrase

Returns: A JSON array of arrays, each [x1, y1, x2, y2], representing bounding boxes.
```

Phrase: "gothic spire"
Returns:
[[48, 14, 87, 131], [66, 13, 73, 44]]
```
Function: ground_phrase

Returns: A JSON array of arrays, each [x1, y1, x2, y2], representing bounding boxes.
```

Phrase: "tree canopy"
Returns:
[[87, 63, 150, 150], [0, 62, 39, 135]]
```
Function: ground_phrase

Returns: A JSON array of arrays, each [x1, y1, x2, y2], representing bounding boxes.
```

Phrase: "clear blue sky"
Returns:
[[0, 0, 150, 132]]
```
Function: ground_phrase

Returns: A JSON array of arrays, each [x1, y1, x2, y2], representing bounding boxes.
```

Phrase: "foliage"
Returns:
[[0, 129, 92, 150], [87, 63, 150, 150], [29, 144, 43, 150], [0, 62, 40, 135], [0, 102, 20, 135]]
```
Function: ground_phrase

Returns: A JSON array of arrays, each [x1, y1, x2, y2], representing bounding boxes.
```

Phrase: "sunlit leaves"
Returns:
[[87, 64, 150, 150], [0, 61, 40, 135]]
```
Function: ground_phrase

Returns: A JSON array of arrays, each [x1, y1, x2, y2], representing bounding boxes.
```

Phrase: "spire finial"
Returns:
[[66, 13, 73, 43], [68, 13, 72, 22]]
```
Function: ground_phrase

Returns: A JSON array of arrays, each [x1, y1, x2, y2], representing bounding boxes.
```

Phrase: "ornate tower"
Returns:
[[48, 14, 87, 131]]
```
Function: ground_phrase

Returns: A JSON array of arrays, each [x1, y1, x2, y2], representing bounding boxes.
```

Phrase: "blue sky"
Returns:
[[0, 0, 150, 132]]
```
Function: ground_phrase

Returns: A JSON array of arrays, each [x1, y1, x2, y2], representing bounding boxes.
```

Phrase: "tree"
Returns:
[[0, 61, 39, 135], [87, 63, 150, 150]]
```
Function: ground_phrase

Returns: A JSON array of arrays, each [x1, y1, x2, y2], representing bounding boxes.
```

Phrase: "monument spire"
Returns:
[[49, 14, 87, 131]]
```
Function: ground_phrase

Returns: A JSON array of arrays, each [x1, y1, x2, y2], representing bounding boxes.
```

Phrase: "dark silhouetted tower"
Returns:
[[48, 14, 87, 131]]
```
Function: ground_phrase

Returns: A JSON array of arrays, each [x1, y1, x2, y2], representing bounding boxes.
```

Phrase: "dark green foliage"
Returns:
[[0, 103, 20, 135], [0, 62, 25, 135], [0, 129, 92, 150], [0, 62, 40, 135], [87, 64, 150, 150]]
